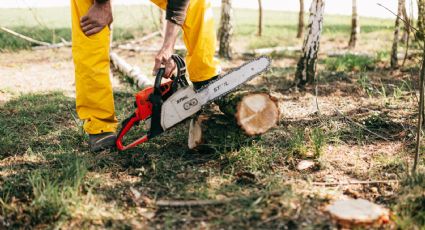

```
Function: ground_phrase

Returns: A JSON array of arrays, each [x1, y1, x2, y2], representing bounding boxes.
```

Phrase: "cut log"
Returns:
[[325, 199, 390, 228], [188, 91, 280, 150], [218, 91, 279, 136], [110, 52, 153, 89]]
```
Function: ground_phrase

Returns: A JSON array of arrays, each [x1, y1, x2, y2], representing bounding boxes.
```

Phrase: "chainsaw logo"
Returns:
[[176, 96, 189, 104], [183, 98, 198, 110]]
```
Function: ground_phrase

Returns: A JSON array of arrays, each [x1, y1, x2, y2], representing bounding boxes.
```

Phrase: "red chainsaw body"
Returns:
[[134, 80, 173, 121]]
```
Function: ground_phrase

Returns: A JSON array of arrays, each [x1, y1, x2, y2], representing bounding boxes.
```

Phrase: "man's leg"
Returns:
[[71, 0, 118, 150], [150, 0, 220, 84]]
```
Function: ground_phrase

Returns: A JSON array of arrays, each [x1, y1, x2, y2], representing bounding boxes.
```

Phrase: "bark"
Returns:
[[297, 0, 305, 38], [401, 0, 410, 44], [218, 0, 233, 59], [391, 0, 403, 69], [188, 91, 280, 150], [295, 0, 325, 86], [413, 40, 425, 174], [257, 0, 263, 36], [417, 0, 425, 40], [348, 0, 359, 49]]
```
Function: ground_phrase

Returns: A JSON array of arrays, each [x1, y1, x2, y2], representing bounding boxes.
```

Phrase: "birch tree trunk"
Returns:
[[257, 0, 263, 36], [295, 0, 325, 86], [401, 0, 410, 44], [218, 0, 233, 59], [348, 0, 359, 49], [297, 0, 305, 38], [418, 0, 425, 41], [391, 0, 403, 69]]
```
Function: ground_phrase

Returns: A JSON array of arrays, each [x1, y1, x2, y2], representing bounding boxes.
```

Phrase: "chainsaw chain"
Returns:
[[194, 56, 272, 103]]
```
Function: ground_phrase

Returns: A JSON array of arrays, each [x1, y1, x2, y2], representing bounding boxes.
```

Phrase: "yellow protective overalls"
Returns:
[[71, 0, 220, 134]]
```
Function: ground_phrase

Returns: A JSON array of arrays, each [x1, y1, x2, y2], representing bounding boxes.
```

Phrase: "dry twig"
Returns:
[[0, 26, 51, 46]]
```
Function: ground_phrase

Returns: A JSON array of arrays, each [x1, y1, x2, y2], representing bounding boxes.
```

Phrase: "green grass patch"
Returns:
[[325, 54, 376, 72]]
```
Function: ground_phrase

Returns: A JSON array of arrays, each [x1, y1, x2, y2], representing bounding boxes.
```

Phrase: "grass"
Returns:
[[324, 54, 377, 72]]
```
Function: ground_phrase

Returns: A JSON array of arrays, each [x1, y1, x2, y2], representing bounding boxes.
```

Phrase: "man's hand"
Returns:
[[154, 47, 176, 78], [153, 21, 180, 78], [80, 0, 113, 36]]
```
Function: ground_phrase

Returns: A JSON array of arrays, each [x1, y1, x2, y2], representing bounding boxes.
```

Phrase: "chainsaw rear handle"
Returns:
[[116, 68, 166, 151]]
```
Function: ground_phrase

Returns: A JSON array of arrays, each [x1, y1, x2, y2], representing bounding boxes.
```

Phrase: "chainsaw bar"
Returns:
[[160, 56, 271, 130], [196, 56, 271, 102]]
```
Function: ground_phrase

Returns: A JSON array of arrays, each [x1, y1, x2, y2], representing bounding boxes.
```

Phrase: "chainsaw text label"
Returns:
[[214, 81, 229, 93], [176, 96, 189, 104]]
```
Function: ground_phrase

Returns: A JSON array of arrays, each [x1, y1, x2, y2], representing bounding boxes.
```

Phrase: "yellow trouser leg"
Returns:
[[150, 0, 221, 82], [71, 0, 117, 134]]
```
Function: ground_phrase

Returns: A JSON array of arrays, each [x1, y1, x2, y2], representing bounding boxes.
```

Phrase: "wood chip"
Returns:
[[325, 198, 390, 228]]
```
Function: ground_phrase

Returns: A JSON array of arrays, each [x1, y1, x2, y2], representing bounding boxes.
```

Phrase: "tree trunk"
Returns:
[[417, 0, 425, 41], [391, 0, 403, 69], [297, 0, 305, 38], [295, 0, 325, 86], [257, 0, 263, 36], [348, 0, 359, 49], [401, 0, 410, 44], [188, 91, 280, 150], [218, 0, 233, 59]]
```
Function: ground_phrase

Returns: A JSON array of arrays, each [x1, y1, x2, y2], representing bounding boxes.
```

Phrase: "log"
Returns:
[[110, 51, 153, 88], [218, 91, 280, 136], [188, 91, 280, 150]]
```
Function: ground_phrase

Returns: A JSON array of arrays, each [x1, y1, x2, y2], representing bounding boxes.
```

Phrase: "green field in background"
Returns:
[[0, 6, 394, 51]]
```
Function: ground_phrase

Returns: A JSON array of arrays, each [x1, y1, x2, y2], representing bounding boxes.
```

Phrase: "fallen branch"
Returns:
[[0, 26, 51, 46], [0, 26, 72, 50], [334, 108, 391, 142], [110, 51, 153, 88], [312, 180, 399, 186]]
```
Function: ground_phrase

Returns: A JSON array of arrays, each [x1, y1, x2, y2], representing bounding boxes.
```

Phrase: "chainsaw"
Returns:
[[116, 54, 271, 151]]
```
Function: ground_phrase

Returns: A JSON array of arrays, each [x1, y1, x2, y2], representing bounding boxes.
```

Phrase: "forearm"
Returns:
[[161, 21, 180, 50]]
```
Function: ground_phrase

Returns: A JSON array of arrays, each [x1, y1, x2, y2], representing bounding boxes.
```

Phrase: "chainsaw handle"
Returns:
[[116, 113, 149, 151]]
